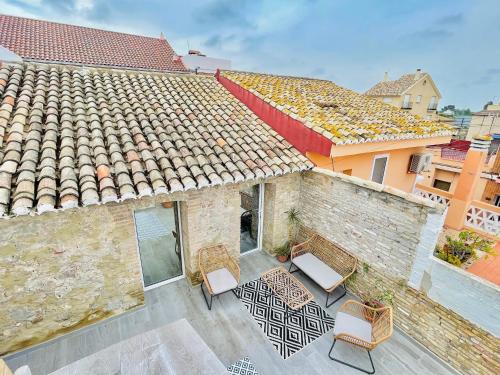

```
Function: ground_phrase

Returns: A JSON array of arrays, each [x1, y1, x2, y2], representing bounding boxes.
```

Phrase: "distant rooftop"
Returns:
[[0, 14, 186, 72], [366, 70, 429, 97]]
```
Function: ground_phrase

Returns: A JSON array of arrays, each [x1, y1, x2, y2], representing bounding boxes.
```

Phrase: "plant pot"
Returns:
[[363, 300, 384, 321], [276, 255, 289, 263]]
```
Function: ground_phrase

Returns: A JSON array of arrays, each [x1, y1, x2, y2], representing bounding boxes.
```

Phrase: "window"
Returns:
[[423, 80, 427, 86], [402, 94, 411, 108], [383, 97, 392, 103], [433, 179, 451, 191], [370, 155, 389, 184], [495, 195, 500, 207], [416, 95, 422, 103]]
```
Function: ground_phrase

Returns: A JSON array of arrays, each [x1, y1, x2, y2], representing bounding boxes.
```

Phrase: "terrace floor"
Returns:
[[4, 251, 458, 375]]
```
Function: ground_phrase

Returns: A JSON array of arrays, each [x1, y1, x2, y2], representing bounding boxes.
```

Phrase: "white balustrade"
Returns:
[[465, 205, 500, 236], [414, 189, 450, 206]]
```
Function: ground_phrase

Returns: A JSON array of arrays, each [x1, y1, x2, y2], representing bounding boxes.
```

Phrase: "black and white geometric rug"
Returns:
[[234, 278, 335, 359], [227, 356, 259, 375]]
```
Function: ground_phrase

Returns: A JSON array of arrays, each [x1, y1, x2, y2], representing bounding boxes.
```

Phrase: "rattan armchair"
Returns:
[[199, 244, 240, 310], [329, 300, 393, 374], [290, 233, 357, 307]]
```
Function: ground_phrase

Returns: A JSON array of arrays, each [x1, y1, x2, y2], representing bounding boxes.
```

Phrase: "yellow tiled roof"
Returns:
[[221, 71, 454, 145]]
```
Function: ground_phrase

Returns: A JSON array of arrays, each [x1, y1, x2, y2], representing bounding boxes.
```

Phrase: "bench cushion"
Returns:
[[334, 311, 372, 342], [292, 253, 343, 290], [206, 267, 238, 295]]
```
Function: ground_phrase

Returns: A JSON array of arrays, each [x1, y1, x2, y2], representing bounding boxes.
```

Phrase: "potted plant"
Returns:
[[286, 207, 302, 247], [360, 290, 394, 321], [435, 230, 494, 267], [274, 241, 291, 263]]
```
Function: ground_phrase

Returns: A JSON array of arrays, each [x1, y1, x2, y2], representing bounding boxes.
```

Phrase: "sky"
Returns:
[[1, 0, 499, 111]]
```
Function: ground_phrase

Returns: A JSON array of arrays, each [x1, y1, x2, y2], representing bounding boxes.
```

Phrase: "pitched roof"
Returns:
[[0, 14, 186, 72], [221, 71, 454, 145], [0, 63, 312, 217], [364, 73, 420, 96]]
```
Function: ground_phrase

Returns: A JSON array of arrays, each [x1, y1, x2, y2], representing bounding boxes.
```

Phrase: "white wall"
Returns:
[[181, 55, 231, 73], [423, 258, 500, 337]]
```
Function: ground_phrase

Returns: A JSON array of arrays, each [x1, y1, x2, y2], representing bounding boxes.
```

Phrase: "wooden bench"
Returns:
[[290, 233, 357, 307]]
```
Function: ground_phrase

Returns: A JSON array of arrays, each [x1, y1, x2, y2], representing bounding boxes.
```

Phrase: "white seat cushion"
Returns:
[[292, 253, 343, 290], [15, 366, 32, 375], [334, 311, 372, 342], [206, 267, 238, 295]]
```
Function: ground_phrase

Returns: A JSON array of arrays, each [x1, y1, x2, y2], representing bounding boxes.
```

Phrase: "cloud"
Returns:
[[194, 0, 257, 28], [438, 13, 464, 25]]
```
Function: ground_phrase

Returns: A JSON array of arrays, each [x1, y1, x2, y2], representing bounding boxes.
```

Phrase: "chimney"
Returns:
[[414, 68, 422, 80], [159, 32, 165, 40], [383, 72, 389, 82]]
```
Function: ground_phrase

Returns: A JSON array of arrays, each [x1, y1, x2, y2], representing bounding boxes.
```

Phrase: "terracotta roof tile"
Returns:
[[221, 70, 454, 145], [0, 63, 312, 217], [0, 15, 186, 72]]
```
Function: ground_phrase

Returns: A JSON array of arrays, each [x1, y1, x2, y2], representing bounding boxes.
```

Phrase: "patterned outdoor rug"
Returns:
[[234, 278, 335, 359], [227, 356, 259, 375]]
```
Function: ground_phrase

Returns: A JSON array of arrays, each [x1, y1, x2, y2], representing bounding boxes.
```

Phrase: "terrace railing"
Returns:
[[465, 200, 500, 237], [414, 184, 452, 206]]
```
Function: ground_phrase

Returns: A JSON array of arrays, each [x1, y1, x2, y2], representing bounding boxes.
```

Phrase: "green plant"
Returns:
[[360, 288, 394, 308], [362, 262, 370, 273], [274, 241, 291, 257], [435, 230, 494, 266], [286, 207, 302, 245]]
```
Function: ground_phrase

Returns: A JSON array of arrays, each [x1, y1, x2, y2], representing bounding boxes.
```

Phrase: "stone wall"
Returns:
[[0, 201, 145, 356], [299, 169, 444, 280], [262, 173, 301, 253], [180, 184, 241, 284], [298, 169, 500, 375]]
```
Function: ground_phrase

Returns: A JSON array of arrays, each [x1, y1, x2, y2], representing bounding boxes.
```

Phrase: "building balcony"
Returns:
[[401, 102, 413, 109]]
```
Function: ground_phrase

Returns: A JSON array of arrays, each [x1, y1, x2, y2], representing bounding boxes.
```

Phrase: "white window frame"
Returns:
[[383, 97, 392, 103], [370, 154, 390, 184], [430, 96, 437, 106], [241, 183, 265, 256], [133, 203, 186, 291], [416, 95, 422, 104]]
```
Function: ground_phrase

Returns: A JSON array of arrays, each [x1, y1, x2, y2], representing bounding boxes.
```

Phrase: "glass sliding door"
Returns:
[[134, 203, 183, 288], [240, 184, 264, 254]]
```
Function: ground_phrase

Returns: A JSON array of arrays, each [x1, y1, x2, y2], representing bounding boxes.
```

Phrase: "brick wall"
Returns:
[[298, 169, 500, 375]]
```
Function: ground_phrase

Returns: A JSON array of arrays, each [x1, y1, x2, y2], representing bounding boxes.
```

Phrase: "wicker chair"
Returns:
[[329, 300, 393, 374], [290, 233, 357, 307], [199, 245, 240, 310]]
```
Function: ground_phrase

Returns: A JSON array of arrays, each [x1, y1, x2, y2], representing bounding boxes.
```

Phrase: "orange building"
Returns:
[[218, 71, 453, 192], [420, 140, 500, 206]]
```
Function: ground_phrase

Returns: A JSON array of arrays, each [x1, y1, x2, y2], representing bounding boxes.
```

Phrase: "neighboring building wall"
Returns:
[[0, 202, 145, 356], [298, 169, 499, 375], [403, 75, 440, 120], [370, 75, 440, 120], [332, 147, 424, 192], [467, 112, 500, 140]]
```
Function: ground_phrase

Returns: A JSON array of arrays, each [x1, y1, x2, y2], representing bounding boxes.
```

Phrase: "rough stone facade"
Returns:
[[297, 170, 500, 375], [0, 173, 299, 355], [262, 173, 301, 253], [0, 201, 145, 356]]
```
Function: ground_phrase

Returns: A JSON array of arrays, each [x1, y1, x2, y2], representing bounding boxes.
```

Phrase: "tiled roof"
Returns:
[[221, 71, 454, 145], [0, 63, 312, 217], [0, 14, 186, 72], [365, 73, 422, 96]]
